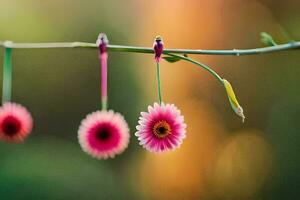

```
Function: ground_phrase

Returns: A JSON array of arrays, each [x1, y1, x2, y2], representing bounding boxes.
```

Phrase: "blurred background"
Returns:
[[0, 0, 299, 199]]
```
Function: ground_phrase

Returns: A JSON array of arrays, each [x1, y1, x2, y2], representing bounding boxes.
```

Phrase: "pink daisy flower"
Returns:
[[78, 110, 130, 159], [135, 103, 187, 153], [0, 102, 33, 143]]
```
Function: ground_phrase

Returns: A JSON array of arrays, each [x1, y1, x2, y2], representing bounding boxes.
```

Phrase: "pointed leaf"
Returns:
[[260, 32, 277, 46]]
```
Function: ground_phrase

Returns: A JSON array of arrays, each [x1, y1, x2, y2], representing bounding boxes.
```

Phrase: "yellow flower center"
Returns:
[[153, 120, 171, 138]]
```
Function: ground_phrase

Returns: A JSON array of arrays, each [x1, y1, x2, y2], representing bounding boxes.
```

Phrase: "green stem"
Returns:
[[102, 100, 107, 111], [156, 62, 163, 104], [2, 47, 12, 103], [165, 53, 223, 84], [1, 40, 300, 56]]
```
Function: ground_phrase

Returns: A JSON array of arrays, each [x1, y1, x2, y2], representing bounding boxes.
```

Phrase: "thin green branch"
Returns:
[[0, 40, 299, 56], [165, 53, 223, 84]]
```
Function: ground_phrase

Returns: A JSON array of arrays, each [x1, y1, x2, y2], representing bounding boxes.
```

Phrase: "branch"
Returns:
[[0, 40, 300, 56]]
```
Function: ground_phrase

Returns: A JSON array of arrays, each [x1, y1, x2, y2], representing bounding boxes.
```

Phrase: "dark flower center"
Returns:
[[1, 116, 21, 136], [96, 128, 110, 141], [153, 120, 171, 138]]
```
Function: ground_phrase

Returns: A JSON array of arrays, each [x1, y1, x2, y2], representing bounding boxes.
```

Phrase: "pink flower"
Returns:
[[0, 102, 33, 143], [135, 103, 187, 153], [78, 110, 130, 159]]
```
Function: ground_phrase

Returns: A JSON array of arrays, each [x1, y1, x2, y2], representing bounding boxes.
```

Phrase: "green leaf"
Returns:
[[162, 56, 181, 63], [260, 32, 277, 46]]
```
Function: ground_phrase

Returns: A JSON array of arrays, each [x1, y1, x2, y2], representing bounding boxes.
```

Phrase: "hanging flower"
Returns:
[[135, 103, 186, 153], [78, 110, 130, 159], [223, 79, 245, 122], [0, 102, 33, 143]]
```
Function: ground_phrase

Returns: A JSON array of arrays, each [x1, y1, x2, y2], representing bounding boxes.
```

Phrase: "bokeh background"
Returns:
[[0, 0, 299, 199]]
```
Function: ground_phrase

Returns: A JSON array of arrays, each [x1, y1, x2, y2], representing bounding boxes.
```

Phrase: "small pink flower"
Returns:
[[135, 103, 187, 153], [0, 102, 33, 143], [78, 110, 130, 159]]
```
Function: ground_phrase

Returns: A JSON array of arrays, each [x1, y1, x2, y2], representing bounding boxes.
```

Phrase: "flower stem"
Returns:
[[100, 53, 108, 110], [156, 62, 163, 104], [2, 47, 12, 104], [97, 34, 109, 111]]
